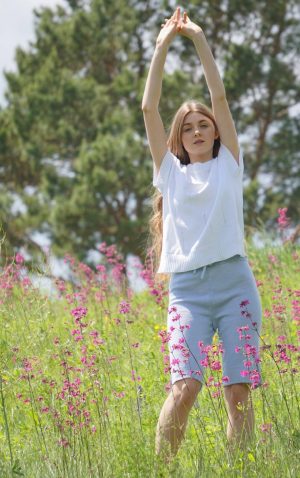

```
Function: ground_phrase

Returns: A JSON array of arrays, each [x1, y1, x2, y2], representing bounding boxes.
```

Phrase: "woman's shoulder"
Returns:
[[218, 142, 244, 176]]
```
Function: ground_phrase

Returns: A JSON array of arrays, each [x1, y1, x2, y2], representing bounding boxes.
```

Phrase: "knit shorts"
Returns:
[[167, 254, 263, 389]]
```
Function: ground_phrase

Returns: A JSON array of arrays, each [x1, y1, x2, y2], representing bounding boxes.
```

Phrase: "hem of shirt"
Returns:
[[156, 248, 247, 274]]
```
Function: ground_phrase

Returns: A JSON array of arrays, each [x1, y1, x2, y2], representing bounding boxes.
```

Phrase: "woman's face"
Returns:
[[181, 111, 219, 161]]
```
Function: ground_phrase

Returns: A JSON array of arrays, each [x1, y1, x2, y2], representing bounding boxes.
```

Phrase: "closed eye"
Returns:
[[183, 125, 208, 132]]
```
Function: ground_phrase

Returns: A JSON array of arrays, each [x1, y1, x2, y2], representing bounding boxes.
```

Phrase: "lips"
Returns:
[[194, 140, 204, 144]]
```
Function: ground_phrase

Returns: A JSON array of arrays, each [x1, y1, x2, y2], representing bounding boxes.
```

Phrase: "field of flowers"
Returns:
[[0, 236, 299, 477]]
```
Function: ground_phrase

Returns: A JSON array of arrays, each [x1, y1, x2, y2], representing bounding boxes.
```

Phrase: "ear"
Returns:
[[214, 127, 220, 140]]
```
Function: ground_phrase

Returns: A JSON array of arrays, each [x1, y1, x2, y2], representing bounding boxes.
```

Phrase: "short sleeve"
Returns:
[[153, 150, 177, 194], [219, 142, 244, 177]]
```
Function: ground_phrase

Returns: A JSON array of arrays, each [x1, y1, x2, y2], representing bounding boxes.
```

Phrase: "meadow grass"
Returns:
[[0, 239, 299, 477]]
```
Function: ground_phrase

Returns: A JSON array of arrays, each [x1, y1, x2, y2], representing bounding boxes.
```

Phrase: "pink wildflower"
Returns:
[[240, 370, 249, 377], [71, 307, 87, 320], [200, 357, 209, 367], [277, 208, 289, 229], [119, 300, 130, 314], [212, 390, 221, 398], [261, 423, 272, 433], [240, 300, 249, 307], [171, 313, 181, 322], [58, 438, 69, 447], [171, 358, 180, 366], [15, 253, 24, 264], [211, 360, 222, 371], [243, 360, 253, 367]]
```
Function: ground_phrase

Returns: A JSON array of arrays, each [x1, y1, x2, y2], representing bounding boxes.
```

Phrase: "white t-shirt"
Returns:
[[153, 142, 246, 273]]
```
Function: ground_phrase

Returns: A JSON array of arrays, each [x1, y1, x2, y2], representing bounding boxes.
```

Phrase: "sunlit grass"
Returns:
[[0, 238, 299, 477]]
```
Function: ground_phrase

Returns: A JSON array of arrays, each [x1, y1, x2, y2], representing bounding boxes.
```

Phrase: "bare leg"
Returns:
[[155, 378, 201, 462], [224, 383, 254, 449]]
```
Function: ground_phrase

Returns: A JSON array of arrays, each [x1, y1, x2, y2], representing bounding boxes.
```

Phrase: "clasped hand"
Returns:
[[156, 6, 202, 47]]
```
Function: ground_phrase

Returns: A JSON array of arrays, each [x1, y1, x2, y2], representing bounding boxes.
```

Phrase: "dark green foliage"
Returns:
[[0, 0, 299, 266]]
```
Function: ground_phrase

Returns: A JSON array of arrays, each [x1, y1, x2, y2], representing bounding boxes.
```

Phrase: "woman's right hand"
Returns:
[[156, 7, 181, 48]]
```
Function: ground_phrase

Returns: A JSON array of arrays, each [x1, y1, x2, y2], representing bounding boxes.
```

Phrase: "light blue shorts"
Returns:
[[167, 255, 263, 389]]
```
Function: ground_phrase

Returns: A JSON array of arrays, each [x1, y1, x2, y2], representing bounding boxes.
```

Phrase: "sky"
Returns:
[[0, 0, 66, 106]]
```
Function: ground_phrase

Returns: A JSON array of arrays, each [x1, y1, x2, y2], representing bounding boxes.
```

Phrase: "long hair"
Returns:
[[147, 100, 220, 281]]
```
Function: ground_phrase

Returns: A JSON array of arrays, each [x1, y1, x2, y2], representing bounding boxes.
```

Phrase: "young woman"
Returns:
[[142, 7, 263, 461]]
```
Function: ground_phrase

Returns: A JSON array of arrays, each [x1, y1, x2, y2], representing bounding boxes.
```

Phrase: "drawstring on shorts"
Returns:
[[192, 265, 207, 279]]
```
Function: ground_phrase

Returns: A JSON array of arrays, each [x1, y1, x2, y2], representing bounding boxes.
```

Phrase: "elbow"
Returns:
[[141, 104, 156, 113], [141, 97, 148, 111], [141, 103, 151, 112]]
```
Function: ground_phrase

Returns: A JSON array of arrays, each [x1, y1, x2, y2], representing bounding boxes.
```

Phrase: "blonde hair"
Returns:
[[146, 100, 220, 281]]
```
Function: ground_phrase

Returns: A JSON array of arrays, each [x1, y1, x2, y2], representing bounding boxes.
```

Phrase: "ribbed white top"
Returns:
[[153, 142, 246, 273]]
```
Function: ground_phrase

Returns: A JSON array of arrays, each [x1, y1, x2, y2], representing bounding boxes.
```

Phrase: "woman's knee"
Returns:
[[224, 383, 252, 411], [171, 377, 202, 406]]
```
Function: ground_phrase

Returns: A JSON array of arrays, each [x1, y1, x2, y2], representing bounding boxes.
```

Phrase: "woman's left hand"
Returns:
[[177, 11, 202, 40]]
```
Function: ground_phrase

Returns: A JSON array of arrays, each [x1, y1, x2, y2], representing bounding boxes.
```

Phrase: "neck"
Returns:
[[189, 151, 213, 163]]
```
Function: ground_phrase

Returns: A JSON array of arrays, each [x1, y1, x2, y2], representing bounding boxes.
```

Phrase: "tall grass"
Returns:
[[0, 237, 299, 477]]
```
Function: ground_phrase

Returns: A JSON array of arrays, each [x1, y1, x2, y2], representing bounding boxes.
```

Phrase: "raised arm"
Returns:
[[179, 12, 240, 164], [141, 8, 181, 172]]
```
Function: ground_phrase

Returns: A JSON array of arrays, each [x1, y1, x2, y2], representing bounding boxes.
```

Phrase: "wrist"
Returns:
[[191, 28, 204, 42]]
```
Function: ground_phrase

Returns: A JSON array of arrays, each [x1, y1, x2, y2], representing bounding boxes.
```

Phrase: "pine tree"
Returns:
[[0, 0, 299, 268]]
